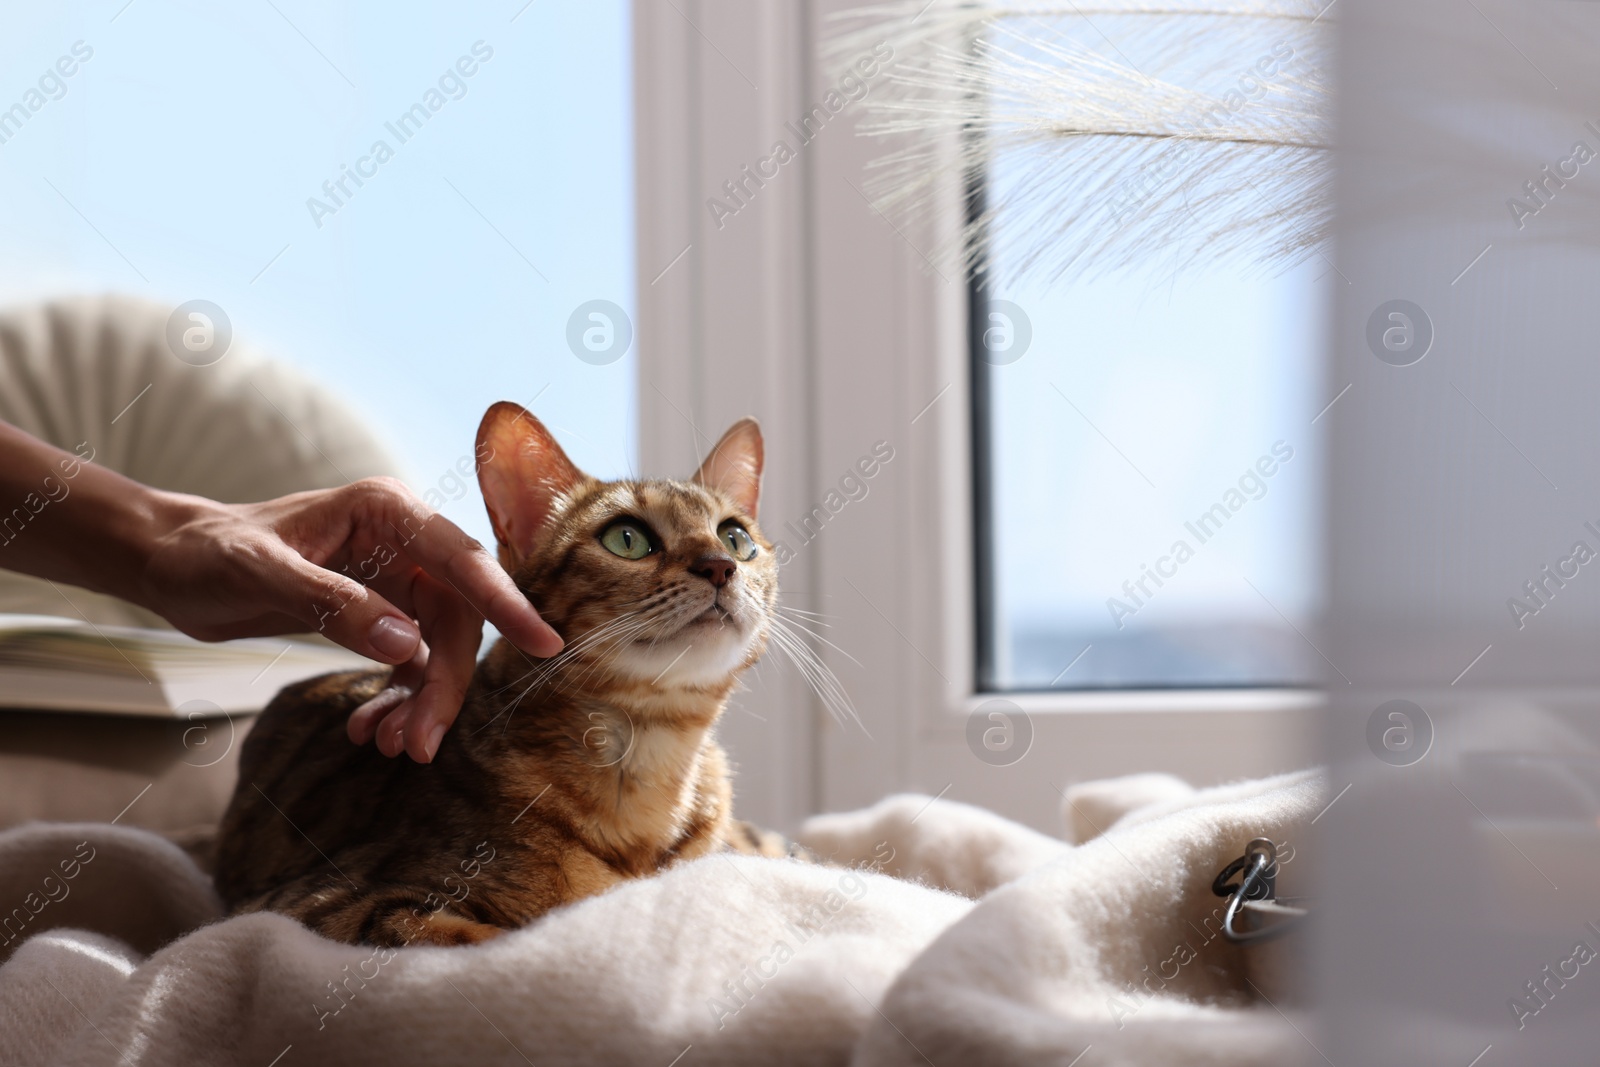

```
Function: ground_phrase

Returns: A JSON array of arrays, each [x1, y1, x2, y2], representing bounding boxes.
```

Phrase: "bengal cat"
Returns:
[[214, 402, 817, 947]]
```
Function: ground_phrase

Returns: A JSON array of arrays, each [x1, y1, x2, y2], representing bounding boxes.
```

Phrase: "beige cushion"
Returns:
[[0, 295, 401, 832], [0, 710, 256, 853], [0, 293, 401, 628]]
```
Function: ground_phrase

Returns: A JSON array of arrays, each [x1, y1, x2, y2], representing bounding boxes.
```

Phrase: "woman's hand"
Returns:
[[0, 422, 546, 761], [137, 477, 562, 762]]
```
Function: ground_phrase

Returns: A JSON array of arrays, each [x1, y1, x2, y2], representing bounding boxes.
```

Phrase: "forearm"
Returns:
[[0, 420, 188, 607]]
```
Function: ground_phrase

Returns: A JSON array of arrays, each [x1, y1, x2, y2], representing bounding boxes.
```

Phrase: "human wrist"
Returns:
[[0, 420, 226, 614], [79, 482, 211, 609]]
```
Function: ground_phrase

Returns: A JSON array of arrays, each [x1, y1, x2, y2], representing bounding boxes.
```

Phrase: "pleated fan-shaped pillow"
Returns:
[[0, 294, 402, 628]]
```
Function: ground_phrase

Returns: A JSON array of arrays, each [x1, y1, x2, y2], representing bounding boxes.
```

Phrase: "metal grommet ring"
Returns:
[[1214, 838, 1305, 944]]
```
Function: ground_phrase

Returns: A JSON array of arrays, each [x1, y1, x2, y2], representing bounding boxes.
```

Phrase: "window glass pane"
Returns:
[[972, 10, 1328, 691], [981, 188, 1327, 691], [0, 1, 636, 562]]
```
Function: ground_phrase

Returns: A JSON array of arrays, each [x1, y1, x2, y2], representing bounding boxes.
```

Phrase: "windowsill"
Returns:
[[963, 687, 1323, 715]]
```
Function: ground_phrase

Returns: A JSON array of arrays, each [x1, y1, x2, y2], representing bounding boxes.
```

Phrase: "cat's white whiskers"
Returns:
[[482, 613, 639, 700], [565, 611, 667, 688], [769, 628, 844, 725], [532, 616, 645, 689], [480, 612, 647, 734], [765, 616, 866, 734], [771, 612, 863, 670], [776, 605, 831, 624], [560, 617, 658, 693]]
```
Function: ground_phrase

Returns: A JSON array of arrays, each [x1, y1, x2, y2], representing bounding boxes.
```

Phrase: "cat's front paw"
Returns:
[[372, 907, 505, 948]]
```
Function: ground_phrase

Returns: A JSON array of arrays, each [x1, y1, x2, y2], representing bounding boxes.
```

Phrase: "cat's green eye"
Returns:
[[600, 521, 655, 560], [720, 522, 758, 561]]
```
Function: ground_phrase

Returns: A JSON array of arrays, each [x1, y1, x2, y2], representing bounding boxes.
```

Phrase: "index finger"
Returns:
[[379, 499, 563, 658]]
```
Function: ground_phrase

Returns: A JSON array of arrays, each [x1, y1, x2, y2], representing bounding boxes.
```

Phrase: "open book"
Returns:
[[0, 614, 376, 717]]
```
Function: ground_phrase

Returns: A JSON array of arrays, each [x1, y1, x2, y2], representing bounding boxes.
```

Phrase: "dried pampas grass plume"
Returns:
[[827, 1, 1334, 288]]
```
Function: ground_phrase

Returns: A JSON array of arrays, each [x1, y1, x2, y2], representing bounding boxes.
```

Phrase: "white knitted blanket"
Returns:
[[0, 770, 1321, 1066]]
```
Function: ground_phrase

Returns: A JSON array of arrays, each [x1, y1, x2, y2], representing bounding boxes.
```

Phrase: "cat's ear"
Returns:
[[693, 417, 764, 519], [476, 402, 586, 565]]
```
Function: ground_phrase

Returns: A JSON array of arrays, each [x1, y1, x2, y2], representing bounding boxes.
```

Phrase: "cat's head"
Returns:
[[475, 401, 776, 691]]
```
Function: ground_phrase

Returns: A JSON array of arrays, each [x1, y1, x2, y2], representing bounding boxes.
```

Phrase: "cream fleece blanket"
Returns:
[[0, 770, 1321, 1066]]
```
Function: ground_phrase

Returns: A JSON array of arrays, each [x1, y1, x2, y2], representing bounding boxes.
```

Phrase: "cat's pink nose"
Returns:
[[691, 554, 736, 588]]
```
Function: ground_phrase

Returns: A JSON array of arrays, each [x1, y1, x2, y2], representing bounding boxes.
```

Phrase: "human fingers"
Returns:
[[255, 538, 423, 665], [346, 651, 427, 746], [359, 485, 562, 658], [397, 573, 484, 762]]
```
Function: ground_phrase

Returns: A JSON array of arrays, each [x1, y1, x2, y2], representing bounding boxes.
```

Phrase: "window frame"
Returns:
[[632, 0, 1317, 833]]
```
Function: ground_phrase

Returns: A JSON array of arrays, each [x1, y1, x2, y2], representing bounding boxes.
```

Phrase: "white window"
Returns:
[[634, 2, 1318, 833]]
